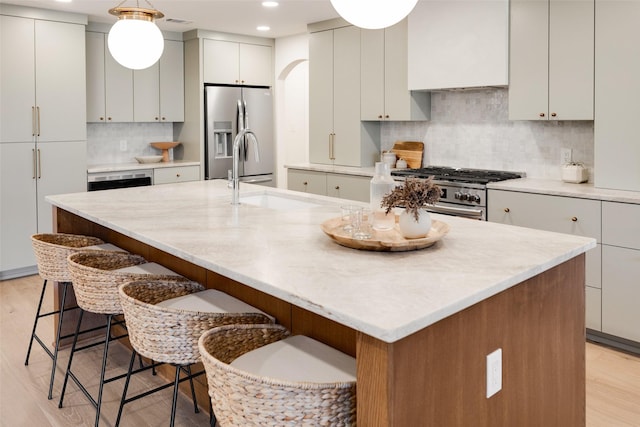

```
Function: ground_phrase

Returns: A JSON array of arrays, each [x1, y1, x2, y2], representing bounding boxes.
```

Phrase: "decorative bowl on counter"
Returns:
[[135, 155, 163, 164], [150, 141, 181, 162]]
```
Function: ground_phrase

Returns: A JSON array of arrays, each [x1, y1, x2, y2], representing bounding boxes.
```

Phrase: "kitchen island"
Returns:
[[47, 180, 595, 426]]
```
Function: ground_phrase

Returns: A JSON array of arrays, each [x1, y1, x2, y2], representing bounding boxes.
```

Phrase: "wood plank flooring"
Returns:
[[2, 275, 640, 426]]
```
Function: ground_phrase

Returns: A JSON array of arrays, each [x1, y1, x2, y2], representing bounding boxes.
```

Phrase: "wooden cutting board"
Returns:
[[391, 141, 424, 169]]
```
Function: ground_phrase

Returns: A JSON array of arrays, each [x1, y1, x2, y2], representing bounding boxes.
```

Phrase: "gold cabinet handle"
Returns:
[[378, 115, 383, 119], [155, 117, 159, 121], [100, 117, 105, 121], [32, 148, 37, 179], [335, 185, 340, 190], [329, 133, 336, 161], [571, 216, 578, 222], [551, 112, 557, 118], [303, 181, 308, 186], [162, 117, 166, 121], [176, 173, 181, 178], [36, 106, 41, 136], [539, 112, 545, 118], [108, 117, 112, 121], [504, 208, 510, 213], [32, 106, 36, 136], [385, 114, 389, 119], [37, 148, 42, 179]]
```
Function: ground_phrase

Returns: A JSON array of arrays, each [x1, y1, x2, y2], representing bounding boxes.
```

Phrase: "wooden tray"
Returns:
[[320, 217, 449, 252]]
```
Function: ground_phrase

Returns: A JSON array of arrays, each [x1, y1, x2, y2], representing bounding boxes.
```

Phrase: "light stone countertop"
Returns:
[[488, 178, 640, 204], [88, 161, 201, 174], [46, 180, 595, 343], [285, 163, 376, 177]]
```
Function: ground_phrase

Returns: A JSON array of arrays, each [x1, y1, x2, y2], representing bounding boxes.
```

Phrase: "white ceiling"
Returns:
[[1, 0, 343, 38]]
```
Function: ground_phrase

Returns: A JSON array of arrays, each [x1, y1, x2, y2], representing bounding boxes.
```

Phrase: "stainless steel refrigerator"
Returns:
[[204, 84, 274, 186]]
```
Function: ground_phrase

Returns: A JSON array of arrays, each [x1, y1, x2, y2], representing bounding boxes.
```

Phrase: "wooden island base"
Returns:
[[54, 208, 585, 427]]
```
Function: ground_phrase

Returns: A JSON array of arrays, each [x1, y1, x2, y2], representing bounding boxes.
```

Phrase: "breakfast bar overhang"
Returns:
[[47, 180, 595, 427]]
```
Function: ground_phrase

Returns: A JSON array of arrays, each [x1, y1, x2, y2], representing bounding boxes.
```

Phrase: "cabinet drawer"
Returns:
[[154, 166, 200, 185], [602, 201, 640, 249], [487, 190, 601, 241], [326, 174, 370, 202], [585, 286, 601, 331], [602, 245, 640, 342], [287, 170, 326, 195]]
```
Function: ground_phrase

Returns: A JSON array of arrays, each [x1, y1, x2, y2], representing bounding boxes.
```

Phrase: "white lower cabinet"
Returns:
[[287, 169, 370, 202], [0, 141, 86, 279], [154, 165, 200, 185], [601, 201, 640, 343], [487, 189, 602, 330]]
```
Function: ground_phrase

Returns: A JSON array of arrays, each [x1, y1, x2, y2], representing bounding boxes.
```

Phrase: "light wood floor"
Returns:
[[2, 275, 640, 426]]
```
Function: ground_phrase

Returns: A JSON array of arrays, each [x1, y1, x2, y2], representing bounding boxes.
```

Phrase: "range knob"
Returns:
[[460, 193, 469, 201], [454, 191, 463, 200], [469, 194, 481, 203]]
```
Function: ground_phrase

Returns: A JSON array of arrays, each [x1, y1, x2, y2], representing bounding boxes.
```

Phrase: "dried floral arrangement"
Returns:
[[381, 177, 441, 221]]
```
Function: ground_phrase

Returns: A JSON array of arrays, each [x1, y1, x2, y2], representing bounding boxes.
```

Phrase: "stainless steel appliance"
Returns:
[[87, 169, 153, 191], [204, 84, 274, 186], [391, 167, 523, 220]]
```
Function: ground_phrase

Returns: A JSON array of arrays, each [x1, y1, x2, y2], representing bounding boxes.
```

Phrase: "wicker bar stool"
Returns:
[[116, 279, 275, 427], [198, 324, 357, 426], [27, 233, 121, 400], [59, 251, 185, 427]]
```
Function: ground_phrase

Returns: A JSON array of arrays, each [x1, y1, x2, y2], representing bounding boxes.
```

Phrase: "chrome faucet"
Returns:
[[231, 128, 260, 205]]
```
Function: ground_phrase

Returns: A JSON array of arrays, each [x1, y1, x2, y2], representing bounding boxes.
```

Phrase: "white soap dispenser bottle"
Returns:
[[370, 162, 396, 230]]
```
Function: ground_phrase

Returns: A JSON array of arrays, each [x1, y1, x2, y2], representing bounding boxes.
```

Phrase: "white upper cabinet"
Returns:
[[509, 0, 594, 120], [1, 15, 86, 143], [203, 39, 272, 86], [408, 0, 508, 90], [88, 31, 184, 123], [361, 19, 430, 121]]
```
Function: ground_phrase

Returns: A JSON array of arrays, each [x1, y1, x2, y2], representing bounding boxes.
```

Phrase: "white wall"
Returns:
[[274, 34, 309, 188]]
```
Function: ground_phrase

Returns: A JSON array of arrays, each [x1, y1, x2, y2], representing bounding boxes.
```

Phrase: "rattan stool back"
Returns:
[[198, 324, 357, 426], [31, 233, 105, 282], [67, 251, 179, 315], [118, 280, 274, 365]]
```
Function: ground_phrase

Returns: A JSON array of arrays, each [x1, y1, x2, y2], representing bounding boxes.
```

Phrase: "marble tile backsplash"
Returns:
[[381, 88, 595, 181], [87, 122, 175, 165]]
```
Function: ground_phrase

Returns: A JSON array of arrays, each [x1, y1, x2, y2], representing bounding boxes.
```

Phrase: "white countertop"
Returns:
[[285, 163, 376, 177], [488, 178, 640, 204], [46, 180, 595, 343], [88, 160, 200, 174]]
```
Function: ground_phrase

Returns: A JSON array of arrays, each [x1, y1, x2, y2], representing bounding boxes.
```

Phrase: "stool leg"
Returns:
[[115, 350, 137, 427], [58, 308, 84, 408], [209, 398, 217, 427], [24, 279, 48, 366], [47, 281, 70, 400], [170, 365, 181, 427], [185, 365, 199, 414], [94, 314, 114, 427]]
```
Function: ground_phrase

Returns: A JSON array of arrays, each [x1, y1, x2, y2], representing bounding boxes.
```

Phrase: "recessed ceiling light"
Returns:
[[262, 1, 279, 7], [257, 26, 270, 32], [55, 0, 72, 3]]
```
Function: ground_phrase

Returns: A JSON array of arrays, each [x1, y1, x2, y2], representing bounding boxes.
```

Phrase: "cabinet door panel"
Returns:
[[36, 141, 87, 233], [0, 143, 37, 272], [309, 30, 334, 164], [333, 26, 361, 166], [160, 40, 184, 122], [360, 29, 385, 121], [86, 32, 106, 123], [602, 201, 640, 250], [203, 39, 239, 84], [585, 286, 601, 331], [508, 0, 549, 120], [327, 174, 370, 202], [134, 63, 160, 122], [287, 170, 326, 195], [240, 43, 272, 86], [35, 20, 86, 142], [548, 0, 594, 120], [602, 245, 640, 342], [384, 19, 410, 120], [105, 46, 134, 122], [154, 165, 200, 185], [0, 15, 35, 143]]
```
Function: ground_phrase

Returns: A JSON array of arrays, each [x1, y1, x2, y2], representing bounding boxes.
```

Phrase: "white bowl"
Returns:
[[135, 155, 163, 164]]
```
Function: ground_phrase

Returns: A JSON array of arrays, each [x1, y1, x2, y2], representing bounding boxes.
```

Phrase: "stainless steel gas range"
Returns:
[[391, 166, 523, 220]]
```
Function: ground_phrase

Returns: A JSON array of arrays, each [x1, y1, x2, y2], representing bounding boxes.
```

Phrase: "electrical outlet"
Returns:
[[120, 140, 127, 151], [486, 348, 502, 398], [560, 148, 572, 164]]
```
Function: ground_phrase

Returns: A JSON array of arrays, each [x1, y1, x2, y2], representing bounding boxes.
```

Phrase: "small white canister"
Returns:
[[562, 163, 589, 183], [382, 151, 397, 169]]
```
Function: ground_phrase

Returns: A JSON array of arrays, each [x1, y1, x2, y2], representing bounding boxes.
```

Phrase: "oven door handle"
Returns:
[[426, 204, 484, 219]]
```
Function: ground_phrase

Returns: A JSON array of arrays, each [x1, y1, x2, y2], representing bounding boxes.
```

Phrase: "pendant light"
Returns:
[[107, 0, 164, 70], [329, 0, 418, 29]]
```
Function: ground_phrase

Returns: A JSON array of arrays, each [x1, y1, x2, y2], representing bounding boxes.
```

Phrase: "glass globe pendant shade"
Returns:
[[108, 8, 164, 70], [329, 0, 418, 29]]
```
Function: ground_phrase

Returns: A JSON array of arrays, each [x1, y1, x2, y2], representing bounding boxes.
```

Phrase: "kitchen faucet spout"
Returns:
[[231, 128, 260, 205]]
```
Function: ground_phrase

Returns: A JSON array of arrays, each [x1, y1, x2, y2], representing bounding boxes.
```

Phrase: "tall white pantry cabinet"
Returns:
[[0, 6, 87, 279]]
